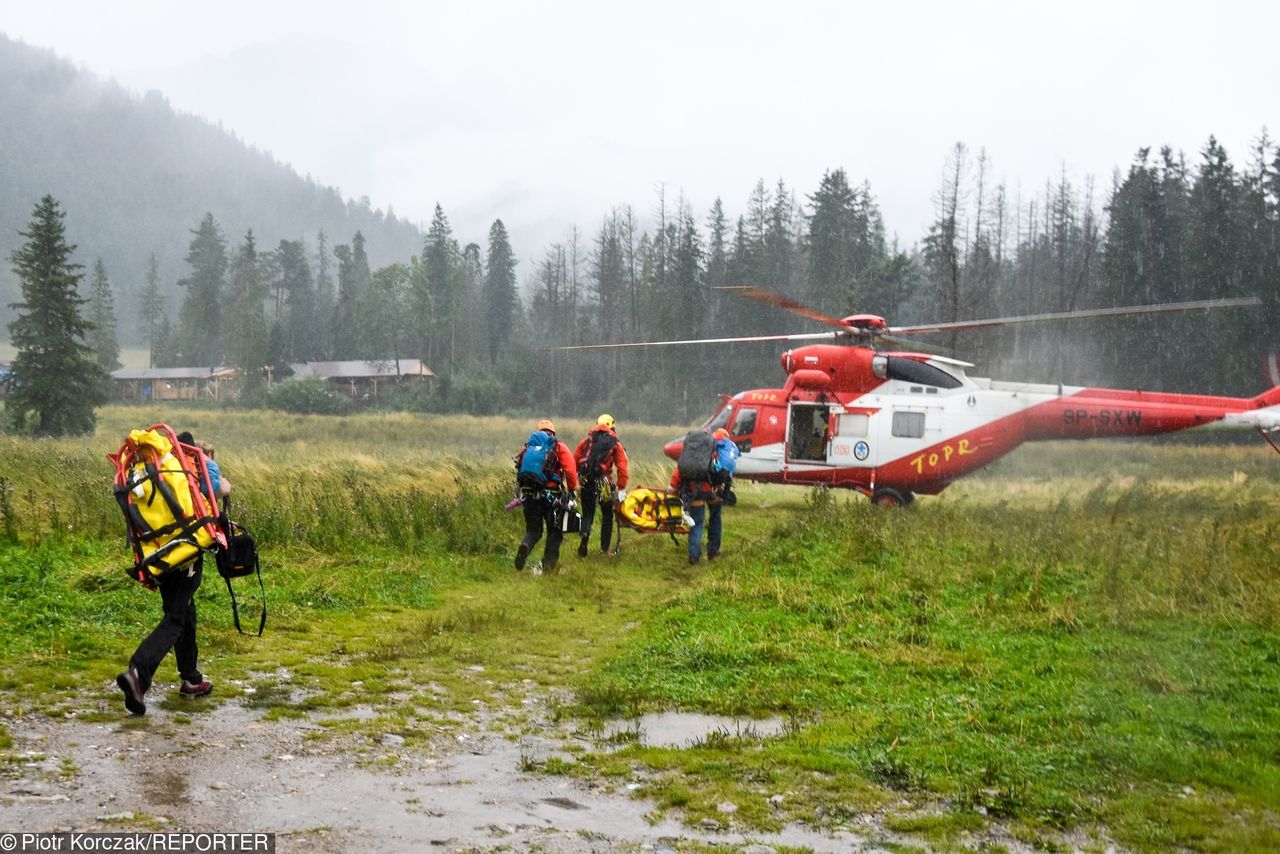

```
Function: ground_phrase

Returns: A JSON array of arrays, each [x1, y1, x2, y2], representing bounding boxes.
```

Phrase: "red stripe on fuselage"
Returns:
[[1022, 387, 1255, 439]]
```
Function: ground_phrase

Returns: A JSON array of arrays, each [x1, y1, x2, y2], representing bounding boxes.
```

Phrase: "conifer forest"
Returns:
[[2, 34, 1278, 426]]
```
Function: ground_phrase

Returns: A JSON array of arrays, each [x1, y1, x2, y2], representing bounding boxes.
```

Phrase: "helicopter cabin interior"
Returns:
[[788, 402, 833, 462]]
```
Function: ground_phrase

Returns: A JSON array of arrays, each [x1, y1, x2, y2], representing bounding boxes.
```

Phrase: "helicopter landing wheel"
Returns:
[[871, 488, 914, 508]]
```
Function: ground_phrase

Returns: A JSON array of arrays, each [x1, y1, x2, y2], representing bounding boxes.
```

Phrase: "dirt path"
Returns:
[[2, 680, 898, 853]]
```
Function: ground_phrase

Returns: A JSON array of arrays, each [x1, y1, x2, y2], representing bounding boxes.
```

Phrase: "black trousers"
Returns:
[[521, 494, 564, 568], [578, 477, 614, 551], [130, 556, 204, 692]]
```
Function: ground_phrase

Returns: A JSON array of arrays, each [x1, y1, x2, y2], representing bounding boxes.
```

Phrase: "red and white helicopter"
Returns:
[[560, 287, 1280, 505]]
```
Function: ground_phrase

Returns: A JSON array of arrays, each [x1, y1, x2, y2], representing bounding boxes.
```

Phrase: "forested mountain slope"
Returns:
[[0, 34, 424, 334]]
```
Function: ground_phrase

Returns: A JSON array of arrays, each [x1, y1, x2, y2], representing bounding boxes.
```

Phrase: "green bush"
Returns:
[[265, 378, 351, 415], [446, 370, 508, 416]]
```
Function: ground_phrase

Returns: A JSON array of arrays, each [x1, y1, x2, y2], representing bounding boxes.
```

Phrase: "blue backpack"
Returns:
[[714, 437, 739, 478], [711, 437, 739, 485], [518, 431, 560, 490]]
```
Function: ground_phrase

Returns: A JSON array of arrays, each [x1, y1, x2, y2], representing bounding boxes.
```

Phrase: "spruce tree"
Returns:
[[227, 231, 269, 398], [313, 229, 334, 357], [458, 242, 486, 366], [88, 259, 121, 373], [138, 253, 165, 368], [6, 195, 107, 435], [424, 206, 460, 374], [177, 213, 228, 366], [330, 242, 359, 359], [275, 239, 316, 362], [705, 199, 728, 334], [483, 219, 517, 363]]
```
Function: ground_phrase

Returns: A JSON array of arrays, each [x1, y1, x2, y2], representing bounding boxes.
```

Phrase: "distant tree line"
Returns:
[[919, 137, 1279, 397], [524, 133, 1278, 421], [8, 134, 1280, 436]]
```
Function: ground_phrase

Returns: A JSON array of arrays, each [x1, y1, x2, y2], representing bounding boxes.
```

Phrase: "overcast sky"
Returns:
[[5, 0, 1278, 261]]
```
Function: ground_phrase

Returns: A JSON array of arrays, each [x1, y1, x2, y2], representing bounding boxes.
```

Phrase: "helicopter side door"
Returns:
[[785, 402, 835, 465]]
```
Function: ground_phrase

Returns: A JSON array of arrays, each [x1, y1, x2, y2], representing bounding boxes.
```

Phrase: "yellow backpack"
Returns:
[[109, 424, 226, 583]]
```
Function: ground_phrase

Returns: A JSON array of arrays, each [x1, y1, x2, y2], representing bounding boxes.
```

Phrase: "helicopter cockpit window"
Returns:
[[883, 357, 962, 389], [701, 406, 732, 433], [731, 407, 757, 436]]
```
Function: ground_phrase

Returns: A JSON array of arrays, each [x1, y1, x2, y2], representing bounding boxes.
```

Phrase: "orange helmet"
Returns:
[[536, 419, 556, 434], [713, 428, 731, 441]]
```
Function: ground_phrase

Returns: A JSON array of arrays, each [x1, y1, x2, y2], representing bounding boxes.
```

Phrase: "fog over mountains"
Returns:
[[0, 33, 426, 335]]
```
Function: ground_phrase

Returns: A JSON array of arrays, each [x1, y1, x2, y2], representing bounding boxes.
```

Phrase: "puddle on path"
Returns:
[[0, 686, 1059, 853], [312, 704, 380, 722], [605, 711, 788, 748]]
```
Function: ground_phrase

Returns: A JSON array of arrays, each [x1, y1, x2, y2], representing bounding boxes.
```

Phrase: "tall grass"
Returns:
[[577, 470, 1280, 850], [1, 405, 1278, 850], [0, 404, 686, 546]]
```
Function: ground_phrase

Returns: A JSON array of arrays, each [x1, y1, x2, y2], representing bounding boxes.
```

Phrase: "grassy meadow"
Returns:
[[2, 404, 1279, 852]]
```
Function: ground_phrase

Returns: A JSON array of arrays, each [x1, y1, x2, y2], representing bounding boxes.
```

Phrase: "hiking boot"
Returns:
[[515, 542, 530, 571], [688, 555, 700, 565], [116, 666, 146, 716], [577, 536, 589, 558], [180, 679, 213, 698], [708, 552, 720, 561]]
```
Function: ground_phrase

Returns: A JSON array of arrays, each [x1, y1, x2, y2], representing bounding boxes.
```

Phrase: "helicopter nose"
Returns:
[[663, 437, 684, 460]]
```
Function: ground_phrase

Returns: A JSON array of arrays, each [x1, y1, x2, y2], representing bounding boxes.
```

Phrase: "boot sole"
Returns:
[[116, 672, 146, 716]]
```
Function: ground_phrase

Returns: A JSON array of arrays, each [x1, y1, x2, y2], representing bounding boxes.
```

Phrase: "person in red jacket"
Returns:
[[513, 419, 579, 574], [573, 414, 630, 557]]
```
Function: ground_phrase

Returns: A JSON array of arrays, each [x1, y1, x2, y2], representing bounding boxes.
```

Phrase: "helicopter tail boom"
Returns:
[[1254, 384, 1280, 409]]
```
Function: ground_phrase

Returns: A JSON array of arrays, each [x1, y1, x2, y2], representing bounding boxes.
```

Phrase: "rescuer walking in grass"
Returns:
[[115, 431, 230, 715], [670, 428, 735, 565], [574, 414, 630, 557], [513, 420, 579, 575]]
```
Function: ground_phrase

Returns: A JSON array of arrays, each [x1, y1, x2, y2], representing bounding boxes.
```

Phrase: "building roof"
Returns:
[[112, 367, 236, 381], [288, 359, 435, 380]]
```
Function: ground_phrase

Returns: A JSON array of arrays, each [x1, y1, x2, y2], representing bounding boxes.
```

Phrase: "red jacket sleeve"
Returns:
[[669, 468, 681, 490], [557, 442, 579, 491], [614, 442, 630, 489], [574, 437, 589, 464]]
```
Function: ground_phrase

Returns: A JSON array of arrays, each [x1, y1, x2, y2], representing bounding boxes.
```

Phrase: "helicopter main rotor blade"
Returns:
[[550, 331, 840, 351], [888, 296, 1263, 336], [714, 286, 851, 330], [877, 333, 953, 355]]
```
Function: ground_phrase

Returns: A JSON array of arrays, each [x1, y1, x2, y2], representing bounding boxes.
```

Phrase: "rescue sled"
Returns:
[[615, 486, 690, 536]]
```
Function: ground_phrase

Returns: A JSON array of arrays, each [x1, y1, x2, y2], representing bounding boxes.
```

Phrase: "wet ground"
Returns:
[[0, 680, 1052, 853]]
